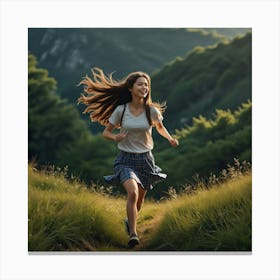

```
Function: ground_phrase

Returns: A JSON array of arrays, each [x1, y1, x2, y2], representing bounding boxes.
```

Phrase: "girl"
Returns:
[[78, 68, 179, 248]]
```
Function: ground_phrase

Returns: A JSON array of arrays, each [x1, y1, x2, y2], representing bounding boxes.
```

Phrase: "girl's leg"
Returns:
[[123, 178, 139, 235]]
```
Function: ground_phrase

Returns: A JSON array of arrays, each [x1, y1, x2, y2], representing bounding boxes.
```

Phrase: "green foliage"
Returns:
[[28, 54, 90, 165], [152, 32, 252, 130], [57, 134, 118, 184], [28, 54, 118, 185], [152, 101, 251, 197]]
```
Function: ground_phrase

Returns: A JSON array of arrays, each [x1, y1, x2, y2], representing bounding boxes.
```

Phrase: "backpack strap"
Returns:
[[120, 103, 126, 127]]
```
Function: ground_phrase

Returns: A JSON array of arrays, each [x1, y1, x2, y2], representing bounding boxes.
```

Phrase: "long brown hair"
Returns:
[[78, 68, 166, 126]]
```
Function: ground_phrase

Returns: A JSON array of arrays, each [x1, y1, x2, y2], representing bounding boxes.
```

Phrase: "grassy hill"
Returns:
[[28, 164, 251, 251]]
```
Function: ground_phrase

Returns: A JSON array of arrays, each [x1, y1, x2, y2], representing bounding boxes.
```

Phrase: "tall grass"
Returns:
[[28, 164, 251, 251], [145, 174, 251, 251], [28, 165, 127, 251]]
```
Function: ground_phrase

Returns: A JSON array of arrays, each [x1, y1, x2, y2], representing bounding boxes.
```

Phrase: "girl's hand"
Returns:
[[169, 137, 179, 147], [114, 133, 128, 142]]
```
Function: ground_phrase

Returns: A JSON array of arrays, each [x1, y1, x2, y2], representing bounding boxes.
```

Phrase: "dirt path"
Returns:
[[134, 205, 166, 250]]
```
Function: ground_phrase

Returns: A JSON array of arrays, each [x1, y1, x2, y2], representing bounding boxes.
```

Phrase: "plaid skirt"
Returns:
[[104, 150, 167, 190]]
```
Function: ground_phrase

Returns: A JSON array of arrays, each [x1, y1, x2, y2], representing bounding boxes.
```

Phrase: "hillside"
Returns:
[[28, 164, 251, 251], [152, 32, 252, 130]]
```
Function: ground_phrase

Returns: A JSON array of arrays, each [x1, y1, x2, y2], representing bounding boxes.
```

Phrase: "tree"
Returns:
[[28, 54, 89, 165]]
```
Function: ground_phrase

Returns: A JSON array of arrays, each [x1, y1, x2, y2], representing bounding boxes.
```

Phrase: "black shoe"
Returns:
[[124, 218, 130, 236], [127, 234, 140, 248]]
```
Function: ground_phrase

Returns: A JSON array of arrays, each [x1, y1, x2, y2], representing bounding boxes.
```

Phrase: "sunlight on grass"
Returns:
[[146, 174, 251, 251]]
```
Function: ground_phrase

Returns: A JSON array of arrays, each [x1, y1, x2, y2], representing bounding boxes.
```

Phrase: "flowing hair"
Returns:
[[78, 68, 166, 126]]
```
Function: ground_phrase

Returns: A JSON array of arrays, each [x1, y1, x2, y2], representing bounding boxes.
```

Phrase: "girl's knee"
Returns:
[[123, 179, 139, 202]]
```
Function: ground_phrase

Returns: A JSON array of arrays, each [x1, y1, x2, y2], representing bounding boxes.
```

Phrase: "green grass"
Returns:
[[145, 175, 251, 251], [28, 165, 251, 252], [28, 165, 127, 251]]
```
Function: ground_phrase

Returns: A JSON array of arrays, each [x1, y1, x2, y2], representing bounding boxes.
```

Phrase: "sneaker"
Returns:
[[124, 218, 130, 236], [128, 233, 140, 248]]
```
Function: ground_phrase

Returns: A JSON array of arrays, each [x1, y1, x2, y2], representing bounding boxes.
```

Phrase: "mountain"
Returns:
[[28, 28, 249, 101], [152, 32, 252, 130]]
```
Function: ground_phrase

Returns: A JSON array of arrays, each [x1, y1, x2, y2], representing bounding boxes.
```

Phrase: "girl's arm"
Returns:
[[103, 123, 127, 142], [155, 122, 179, 147]]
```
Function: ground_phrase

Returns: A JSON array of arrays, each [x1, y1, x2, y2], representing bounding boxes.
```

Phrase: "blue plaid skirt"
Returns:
[[104, 150, 167, 190]]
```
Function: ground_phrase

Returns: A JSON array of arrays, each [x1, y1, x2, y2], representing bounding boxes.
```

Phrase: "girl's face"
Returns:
[[130, 77, 149, 100]]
